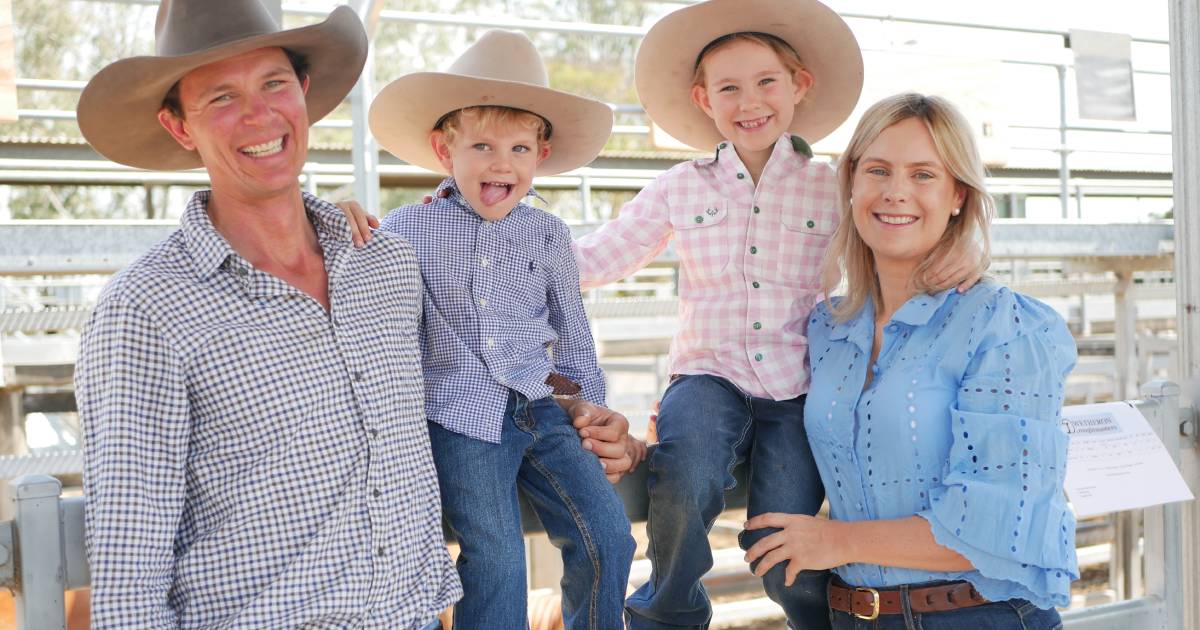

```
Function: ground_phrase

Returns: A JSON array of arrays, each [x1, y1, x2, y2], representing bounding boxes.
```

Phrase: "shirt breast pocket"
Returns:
[[670, 200, 731, 280], [778, 211, 835, 286]]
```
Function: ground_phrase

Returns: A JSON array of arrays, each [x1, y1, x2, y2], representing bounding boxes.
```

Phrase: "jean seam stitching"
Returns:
[[525, 450, 603, 630]]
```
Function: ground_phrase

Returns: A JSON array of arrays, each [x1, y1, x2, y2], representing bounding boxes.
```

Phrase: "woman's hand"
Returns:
[[333, 200, 380, 247], [743, 513, 851, 584]]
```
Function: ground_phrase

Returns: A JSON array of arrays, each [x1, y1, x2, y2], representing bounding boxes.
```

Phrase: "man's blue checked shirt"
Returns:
[[75, 191, 461, 629], [379, 178, 605, 443]]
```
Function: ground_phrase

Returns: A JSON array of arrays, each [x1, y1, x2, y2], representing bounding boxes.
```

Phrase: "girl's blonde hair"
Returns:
[[437, 106, 551, 152], [821, 93, 994, 321], [691, 32, 806, 87]]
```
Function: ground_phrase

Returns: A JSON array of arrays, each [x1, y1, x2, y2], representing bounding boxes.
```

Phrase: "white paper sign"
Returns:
[[1062, 402, 1194, 517]]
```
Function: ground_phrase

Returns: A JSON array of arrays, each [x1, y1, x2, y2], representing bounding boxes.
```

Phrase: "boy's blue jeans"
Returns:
[[428, 391, 635, 630], [626, 374, 829, 630]]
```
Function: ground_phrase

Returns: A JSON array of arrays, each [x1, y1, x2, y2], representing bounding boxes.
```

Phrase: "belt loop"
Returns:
[[899, 583, 917, 630]]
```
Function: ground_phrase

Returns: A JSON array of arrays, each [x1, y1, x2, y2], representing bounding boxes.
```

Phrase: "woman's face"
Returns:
[[851, 116, 965, 274]]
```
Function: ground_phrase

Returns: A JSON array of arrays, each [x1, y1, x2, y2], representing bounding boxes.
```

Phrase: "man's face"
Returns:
[[158, 47, 310, 202]]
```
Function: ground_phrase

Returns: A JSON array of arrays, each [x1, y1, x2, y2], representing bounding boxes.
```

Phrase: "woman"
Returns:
[[744, 93, 1078, 629]]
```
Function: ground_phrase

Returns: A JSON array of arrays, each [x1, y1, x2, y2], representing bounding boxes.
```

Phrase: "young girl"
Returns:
[[572, 2, 863, 626]]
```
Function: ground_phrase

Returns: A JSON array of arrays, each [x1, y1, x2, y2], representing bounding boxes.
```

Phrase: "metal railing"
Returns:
[[0, 381, 1188, 629]]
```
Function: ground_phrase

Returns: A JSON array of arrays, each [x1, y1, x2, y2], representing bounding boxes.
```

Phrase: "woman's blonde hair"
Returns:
[[821, 92, 994, 321], [437, 106, 551, 152]]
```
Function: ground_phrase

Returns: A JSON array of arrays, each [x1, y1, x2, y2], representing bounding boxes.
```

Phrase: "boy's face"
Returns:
[[691, 40, 812, 156], [430, 117, 550, 221]]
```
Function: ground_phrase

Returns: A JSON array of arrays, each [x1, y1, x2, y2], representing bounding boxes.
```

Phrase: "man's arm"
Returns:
[[77, 297, 189, 628]]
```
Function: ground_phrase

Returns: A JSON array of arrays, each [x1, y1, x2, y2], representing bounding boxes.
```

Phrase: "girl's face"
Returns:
[[691, 40, 812, 155], [850, 116, 965, 273]]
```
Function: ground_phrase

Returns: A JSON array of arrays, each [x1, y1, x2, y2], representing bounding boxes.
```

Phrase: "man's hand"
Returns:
[[333, 200, 379, 247], [561, 400, 646, 483]]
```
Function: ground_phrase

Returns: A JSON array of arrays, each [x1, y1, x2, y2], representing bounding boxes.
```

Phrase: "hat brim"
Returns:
[[635, 0, 863, 151], [369, 73, 613, 176], [76, 5, 367, 170]]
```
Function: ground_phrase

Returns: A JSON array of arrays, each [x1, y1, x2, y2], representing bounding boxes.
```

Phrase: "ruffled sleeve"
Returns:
[[918, 286, 1079, 608]]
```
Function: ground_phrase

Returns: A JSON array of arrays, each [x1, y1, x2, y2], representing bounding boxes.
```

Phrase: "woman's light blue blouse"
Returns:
[[804, 282, 1079, 609]]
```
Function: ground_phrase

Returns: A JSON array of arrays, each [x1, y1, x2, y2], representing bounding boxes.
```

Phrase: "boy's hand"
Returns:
[[562, 400, 644, 482], [334, 200, 380, 247], [928, 239, 983, 292]]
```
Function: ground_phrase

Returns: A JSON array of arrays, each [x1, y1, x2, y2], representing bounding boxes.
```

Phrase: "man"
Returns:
[[74, 1, 636, 627]]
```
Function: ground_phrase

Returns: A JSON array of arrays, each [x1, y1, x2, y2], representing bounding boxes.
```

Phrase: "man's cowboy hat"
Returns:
[[369, 30, 613, 176], [635, 0, 863, 151], [76, 0, 367, 171]]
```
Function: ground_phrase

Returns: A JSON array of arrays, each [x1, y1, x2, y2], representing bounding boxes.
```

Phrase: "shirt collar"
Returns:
[[433, 176, 544, 220], [890, 288, 957, 327], [180, 190, 352, 281], [827, 288, 958, 352], [700, 132, 811, 168]]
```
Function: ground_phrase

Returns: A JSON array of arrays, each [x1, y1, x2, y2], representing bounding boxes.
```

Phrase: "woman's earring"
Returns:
[[951, 207, 961, 216]]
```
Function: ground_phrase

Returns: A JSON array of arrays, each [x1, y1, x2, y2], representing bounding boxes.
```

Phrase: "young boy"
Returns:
[[367, 30, 634, 629]]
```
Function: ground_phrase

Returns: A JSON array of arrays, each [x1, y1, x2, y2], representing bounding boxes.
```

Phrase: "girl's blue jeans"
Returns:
[[626, 374, 829, 629]]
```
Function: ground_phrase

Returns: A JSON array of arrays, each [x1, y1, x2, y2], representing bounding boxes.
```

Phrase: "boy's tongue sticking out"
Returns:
[[480, 182, 512, 206]]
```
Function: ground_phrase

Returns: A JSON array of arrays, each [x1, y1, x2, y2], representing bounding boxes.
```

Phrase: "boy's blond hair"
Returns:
[[821, 92, 994, 322], [437, 106, 552, 152], [691, 31, 807, 87]]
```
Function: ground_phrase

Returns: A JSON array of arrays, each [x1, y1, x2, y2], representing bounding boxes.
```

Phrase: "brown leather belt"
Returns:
[[828, 578, 988, 620]]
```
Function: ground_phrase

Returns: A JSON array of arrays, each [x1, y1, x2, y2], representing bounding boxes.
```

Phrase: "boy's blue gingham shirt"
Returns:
[[379, 177, 605, 443], [75, 191, 461, 629]]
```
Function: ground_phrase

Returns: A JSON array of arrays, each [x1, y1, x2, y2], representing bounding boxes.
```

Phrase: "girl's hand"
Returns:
[[334, 200, 380, 247], [743, 513, 850, 584], [928, 239, 983, 292]]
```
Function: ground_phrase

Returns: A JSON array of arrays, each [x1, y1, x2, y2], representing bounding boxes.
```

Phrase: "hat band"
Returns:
[[432, 106, 555, 141], [693, 31, 801, 71]]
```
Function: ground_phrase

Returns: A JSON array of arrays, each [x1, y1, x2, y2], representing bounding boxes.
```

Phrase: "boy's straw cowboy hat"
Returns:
[[369, 29, 613, 177], [635, 0, 863, 151], [77, 0, 367, 170]]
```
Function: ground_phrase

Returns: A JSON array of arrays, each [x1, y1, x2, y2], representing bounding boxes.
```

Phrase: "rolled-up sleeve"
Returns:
[[77, 296, 189, 628], [918, 289, 1079, 609]]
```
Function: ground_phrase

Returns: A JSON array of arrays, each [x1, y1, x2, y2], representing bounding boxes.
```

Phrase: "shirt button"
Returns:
[[486, 338, 496, 348], [737, 173, 746, 179], [754, 353, 764, 362], [752, 281, 761, 289], [353, 371, 364, 381], [370, 428, 380, 438], [753, 322, 762, 330], [719, 142, 728, 149], [806, 219, 816, 228], [377, 546, 386, 557], [480, 258, 490, 267], [888, 324, 898, 332], [694, 215, 704, 224], [236, 267, 249, 277], [373, 488, 382, 498], [479, 298, 488, 308], [749, 246, 758, 254], [753, 206, 761, 214]]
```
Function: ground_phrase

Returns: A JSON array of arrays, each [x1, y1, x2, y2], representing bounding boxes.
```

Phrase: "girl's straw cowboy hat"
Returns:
[[635, 0, 863, 151], [369, 29, 613, 176], [77, 0, 367, 170]]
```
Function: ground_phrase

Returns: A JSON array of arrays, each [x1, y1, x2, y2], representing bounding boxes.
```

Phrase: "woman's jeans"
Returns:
[[428, 391, 635, 630], [829, 596, 1063, 629], [626, 374, 829, 629]]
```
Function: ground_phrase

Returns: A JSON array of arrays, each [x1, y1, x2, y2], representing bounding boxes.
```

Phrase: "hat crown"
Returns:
[[155, 0, 281, 57], [445, 30, 549, 88]]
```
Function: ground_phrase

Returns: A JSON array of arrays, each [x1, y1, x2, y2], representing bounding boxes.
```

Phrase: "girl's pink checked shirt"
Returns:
[[574, 133, 840, 401]]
